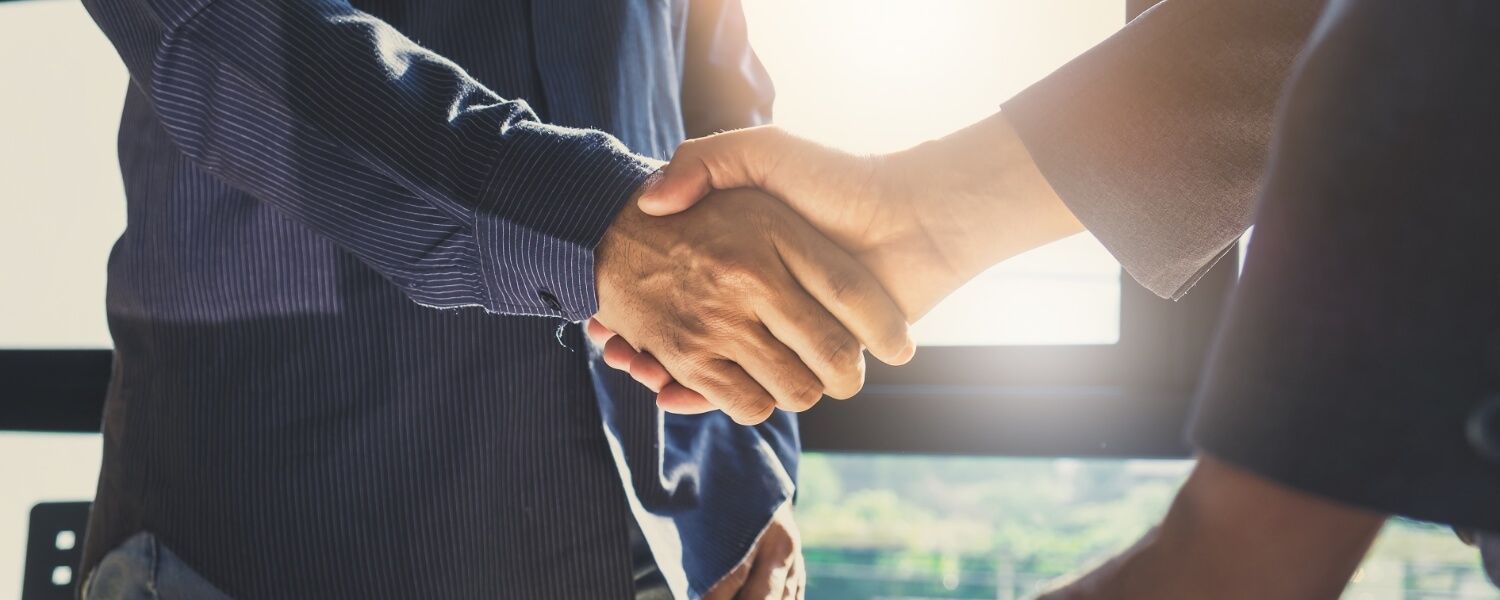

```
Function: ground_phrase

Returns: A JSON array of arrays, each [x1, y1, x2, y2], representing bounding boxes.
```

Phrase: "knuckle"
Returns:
[[824, 359, 867, 400], [747, 402, 779, 425], [822, 268, 866, 307], [701, 311, 751, 342], [817, 331, 864, 373], [681, 354, 723, 382], [652, 326, 698, 360], [781, 377, 824, 412], [674, 138, 701, 158], [709, 261, 755, 287], [729, 395, 777, 425]]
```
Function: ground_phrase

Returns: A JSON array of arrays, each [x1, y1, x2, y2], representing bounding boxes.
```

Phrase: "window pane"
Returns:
[[798, 453, 1497, 598], [743, 1, 1124, 346], [0, 1, 126, 349]]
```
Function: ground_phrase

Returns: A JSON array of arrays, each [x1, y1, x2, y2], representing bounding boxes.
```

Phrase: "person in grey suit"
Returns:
[[598, 0, 1500, 595]]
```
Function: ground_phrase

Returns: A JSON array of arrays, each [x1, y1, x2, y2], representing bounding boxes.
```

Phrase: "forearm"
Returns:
[[1049, 455, 1385, 599], [883, 112, 1083, 289], [86, 0, 653, 318]]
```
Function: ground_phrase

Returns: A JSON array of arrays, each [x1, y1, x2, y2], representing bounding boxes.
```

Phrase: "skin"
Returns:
[[703, 501, 805, 600], [639, 113, 1082, 320], [593, 187, 915, 424], [592, 188, 913, 595], [598, 112, 1389, 596], [596, 113, 1080, 412], [1038, 455, 1385, 600]]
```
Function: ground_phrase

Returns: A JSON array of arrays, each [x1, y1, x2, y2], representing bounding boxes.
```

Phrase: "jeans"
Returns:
[[81, 533, 230, 600], [82, 528, 1496, 597], [82, 529, 673, 599]]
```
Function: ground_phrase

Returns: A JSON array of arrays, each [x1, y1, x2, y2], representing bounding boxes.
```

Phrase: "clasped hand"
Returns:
[[591, 186, 913, 424], [592, 116, 1079, 422]]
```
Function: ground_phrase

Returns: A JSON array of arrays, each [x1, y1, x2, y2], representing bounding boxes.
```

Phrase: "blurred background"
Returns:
[[0, 0, 1493, 598]]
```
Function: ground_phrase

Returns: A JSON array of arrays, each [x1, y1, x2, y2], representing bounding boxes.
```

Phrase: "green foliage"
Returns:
[[795, 454, 1497, 599]]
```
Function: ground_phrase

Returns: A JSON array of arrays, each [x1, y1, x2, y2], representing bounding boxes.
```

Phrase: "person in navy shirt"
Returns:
[[77, 0, 914, 598]]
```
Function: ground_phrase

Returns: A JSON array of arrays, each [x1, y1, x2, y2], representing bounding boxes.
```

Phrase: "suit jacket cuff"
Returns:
[[1000, 0, 1322, 299]]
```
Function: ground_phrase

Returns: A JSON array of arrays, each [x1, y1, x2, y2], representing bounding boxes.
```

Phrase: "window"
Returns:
[[798, 454, 1498, 598]]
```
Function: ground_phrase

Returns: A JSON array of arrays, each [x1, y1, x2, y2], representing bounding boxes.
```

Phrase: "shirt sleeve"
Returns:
[[1189, 0, 1500, 532], [83, 0, 656, 320], [1000, 0, 1325, 299]]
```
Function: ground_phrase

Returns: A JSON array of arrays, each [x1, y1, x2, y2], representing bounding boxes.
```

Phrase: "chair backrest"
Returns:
[[22, 502, 90, 600]]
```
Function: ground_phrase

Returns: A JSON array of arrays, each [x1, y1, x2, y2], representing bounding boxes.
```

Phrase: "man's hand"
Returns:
[[1038, 455, 1385, 600], [704, 501, 804, 600], [592, 188, 914, 424]]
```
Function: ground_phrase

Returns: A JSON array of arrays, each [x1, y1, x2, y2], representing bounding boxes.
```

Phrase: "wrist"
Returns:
[[888, 112, 1082, 282], [593, 186, 653, 323]]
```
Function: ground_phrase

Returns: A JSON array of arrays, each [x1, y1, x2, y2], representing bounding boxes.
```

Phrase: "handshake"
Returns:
[[588, 115, 1084, 423]]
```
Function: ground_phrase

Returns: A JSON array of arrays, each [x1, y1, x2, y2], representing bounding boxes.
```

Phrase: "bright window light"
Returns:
[[743, 0, 1125, 346], [0, 0, 126, 349]]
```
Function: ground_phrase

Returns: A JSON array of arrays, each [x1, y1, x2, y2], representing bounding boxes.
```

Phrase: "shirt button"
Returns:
[[537, 290, 562, 313], [1469, 396, 1500, 463]]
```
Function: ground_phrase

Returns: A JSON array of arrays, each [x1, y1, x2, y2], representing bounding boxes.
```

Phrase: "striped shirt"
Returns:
[[79, 0, 794, 597]]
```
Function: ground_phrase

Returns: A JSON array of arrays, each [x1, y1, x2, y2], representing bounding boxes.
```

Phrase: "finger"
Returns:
[[627, 351, 673, 392], [657, 382, 716, 414], [661, 357, 778, 425], [772, 217, 916, 366], [602, 335, 640, 371], [729, 324, 826, 413], [639, 127, 788, 216], [585, 318, 615, 347], [705, 555, 754, 600], [737, 541, 791, 600], [757, 283, 866, 400], [637, 152, 714, 216], [783, 553, 804, 600]]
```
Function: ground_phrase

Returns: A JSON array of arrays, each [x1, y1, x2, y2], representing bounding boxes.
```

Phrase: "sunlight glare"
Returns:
[[744, 1, 1126, 345]]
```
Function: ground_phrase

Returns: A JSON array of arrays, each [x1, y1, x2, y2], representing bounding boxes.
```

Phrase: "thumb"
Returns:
[[636, 154, 713, 216], [637, 126, 787, 216]]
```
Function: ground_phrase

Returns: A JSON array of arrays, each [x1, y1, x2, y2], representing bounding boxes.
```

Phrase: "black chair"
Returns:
[[22, 502, 90, 600]]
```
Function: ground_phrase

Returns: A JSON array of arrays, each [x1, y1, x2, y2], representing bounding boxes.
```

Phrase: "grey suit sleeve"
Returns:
[[1001, 0, 1326, 299]]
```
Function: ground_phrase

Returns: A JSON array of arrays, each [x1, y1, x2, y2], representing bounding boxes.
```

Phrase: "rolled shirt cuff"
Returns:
[[474, 121, 661, 320]]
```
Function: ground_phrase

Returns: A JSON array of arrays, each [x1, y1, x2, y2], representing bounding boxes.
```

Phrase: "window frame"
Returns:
[[800, 257, 1236, 458], [0, 253, 1239, 457]]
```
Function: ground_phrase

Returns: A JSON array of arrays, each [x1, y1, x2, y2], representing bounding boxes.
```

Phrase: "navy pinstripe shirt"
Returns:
[[79, 0, 795, 597]]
